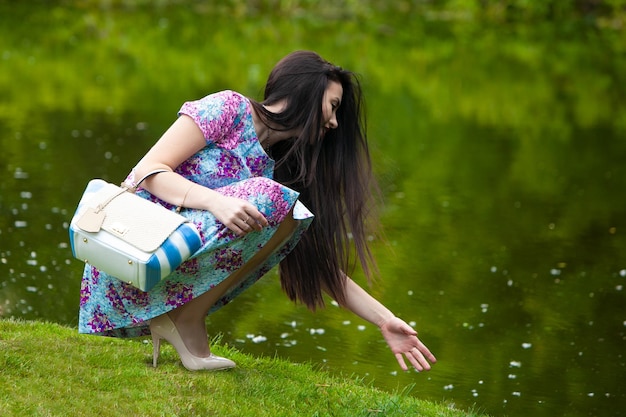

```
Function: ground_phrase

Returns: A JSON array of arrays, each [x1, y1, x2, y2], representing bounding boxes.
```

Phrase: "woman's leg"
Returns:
[[166, 210, 300, 357]]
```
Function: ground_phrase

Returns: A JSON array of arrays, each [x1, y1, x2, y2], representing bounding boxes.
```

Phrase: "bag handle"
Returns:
[[93, 169, 170, 213], [76, 169, 172, 233], [122, 169, 170, 192]]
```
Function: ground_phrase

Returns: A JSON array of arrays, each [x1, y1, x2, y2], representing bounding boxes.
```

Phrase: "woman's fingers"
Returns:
[[396, 344, 437, 373], [250, 210, 269, 228], [395, 353, 409, 371], [229, 205, 268, 235], [236, 216, 252, 234], [243, 211, 268, 230]]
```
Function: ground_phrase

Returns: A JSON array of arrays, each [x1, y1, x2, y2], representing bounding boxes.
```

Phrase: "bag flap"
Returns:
[[78, 182, 187, 252]]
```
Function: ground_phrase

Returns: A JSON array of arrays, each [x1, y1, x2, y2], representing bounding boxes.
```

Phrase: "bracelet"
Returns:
[[176, 183, 194, 213]]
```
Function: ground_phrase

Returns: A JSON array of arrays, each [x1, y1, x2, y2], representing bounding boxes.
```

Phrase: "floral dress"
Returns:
[[78, 90, 314, 337]]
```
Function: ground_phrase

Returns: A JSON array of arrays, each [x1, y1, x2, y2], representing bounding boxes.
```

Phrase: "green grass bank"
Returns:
[[0, 319, 488, 417]]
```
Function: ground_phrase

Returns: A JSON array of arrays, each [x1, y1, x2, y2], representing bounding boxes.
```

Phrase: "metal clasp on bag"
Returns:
[[110, 222, 129, 236]]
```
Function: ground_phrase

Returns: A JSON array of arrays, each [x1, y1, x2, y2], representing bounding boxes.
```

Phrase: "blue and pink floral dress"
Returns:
[[78, 90, 314, 337]]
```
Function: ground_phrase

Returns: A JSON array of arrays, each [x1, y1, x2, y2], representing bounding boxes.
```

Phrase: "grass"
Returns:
[[0, 318, 488, 417]]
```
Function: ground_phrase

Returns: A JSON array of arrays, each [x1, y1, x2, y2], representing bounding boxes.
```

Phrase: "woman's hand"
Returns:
[[208, 194, 268, 236], [379, 316, 437, 372], [332, 277, 437, 372]]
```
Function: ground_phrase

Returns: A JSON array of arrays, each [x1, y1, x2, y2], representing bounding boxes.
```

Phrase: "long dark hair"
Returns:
[[250, 51, 378, 310]]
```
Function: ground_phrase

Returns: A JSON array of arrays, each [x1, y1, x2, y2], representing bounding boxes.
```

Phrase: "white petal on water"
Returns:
[[14, 169, 29, 179]]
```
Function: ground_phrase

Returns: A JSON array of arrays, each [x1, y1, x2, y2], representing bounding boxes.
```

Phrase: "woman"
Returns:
[[78, 50, 436, 373]]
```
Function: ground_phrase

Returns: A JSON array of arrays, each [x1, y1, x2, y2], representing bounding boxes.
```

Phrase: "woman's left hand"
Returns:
[[379, 316, 437, 372]]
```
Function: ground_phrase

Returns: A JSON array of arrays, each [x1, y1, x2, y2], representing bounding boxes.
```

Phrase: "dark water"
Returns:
[[3, 100, 625, 417], [2, 3, 626, 416]]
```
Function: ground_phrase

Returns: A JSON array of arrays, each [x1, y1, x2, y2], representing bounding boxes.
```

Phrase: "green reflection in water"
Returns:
[[1, 2, 625, 417]]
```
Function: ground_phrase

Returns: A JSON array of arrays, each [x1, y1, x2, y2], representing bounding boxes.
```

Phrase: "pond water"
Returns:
[[1, 3, 625, 417]]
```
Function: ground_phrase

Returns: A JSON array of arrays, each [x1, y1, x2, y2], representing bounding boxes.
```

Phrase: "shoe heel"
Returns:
[[149, 313, 235, 371], [152, 334, 161, 368]]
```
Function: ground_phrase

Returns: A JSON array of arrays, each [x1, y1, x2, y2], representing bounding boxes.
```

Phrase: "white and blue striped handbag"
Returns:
[[69, 170, 202, 292]]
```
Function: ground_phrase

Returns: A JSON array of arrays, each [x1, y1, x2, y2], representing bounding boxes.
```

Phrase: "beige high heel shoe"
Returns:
[[149, 313, 236, 371]]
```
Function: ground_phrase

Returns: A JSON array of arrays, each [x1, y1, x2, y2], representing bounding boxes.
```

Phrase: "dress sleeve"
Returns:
[[178, 90, 248, 149]]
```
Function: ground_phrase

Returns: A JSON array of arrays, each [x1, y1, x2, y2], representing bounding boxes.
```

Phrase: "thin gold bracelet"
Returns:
[[176, 183, 194, 213]]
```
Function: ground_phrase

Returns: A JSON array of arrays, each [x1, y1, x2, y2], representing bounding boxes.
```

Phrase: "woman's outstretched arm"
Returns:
[[334, 276, 437, 372]]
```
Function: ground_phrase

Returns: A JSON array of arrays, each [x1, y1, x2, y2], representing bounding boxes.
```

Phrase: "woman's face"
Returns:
[[321, 80, 343, 136]]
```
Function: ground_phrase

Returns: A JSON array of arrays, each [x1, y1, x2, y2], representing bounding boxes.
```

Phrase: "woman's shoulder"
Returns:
[[200, 90, 250, 115], [203, 90, 248, 107], [220, 90, 251, 112], [179, 90, 250, 119]]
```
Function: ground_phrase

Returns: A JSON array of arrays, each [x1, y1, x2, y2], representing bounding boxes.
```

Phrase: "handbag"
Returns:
[[69, 170, 202, 292]]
